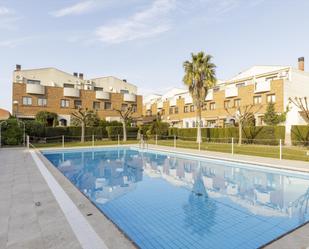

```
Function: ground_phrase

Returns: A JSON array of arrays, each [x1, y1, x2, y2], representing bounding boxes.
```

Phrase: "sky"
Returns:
[[0, 0, 309, 111]]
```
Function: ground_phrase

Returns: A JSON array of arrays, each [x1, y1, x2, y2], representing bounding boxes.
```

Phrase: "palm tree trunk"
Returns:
[[196, 106, 202, 143], [122, 120, 127, 142], [81, 122, 85, 143]]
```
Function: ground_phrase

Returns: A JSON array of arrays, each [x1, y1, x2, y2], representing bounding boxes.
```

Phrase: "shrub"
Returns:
[[35, 111, 58, 127], [291, 125, 309, 146], [148, 121, 169, 138], [106, 126, 139, 140], [25, 120, 45, 137], [1, 119, 23, 146]]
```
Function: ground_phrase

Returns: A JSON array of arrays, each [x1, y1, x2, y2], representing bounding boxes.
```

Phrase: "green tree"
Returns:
[[71, 108, 98, 142], [183, 51, 217, 143], [114, 104, 135, 141], [35, 111, 58, 127], [263, 103, 287, 126]]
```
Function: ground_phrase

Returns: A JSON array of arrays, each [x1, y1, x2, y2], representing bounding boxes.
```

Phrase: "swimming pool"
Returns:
[[42, 147, 309, 249]]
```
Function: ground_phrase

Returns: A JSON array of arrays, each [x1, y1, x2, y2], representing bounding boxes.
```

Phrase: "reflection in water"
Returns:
[[44, 148, 309, 249]]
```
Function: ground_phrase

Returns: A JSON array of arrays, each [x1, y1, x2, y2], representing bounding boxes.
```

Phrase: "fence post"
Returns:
[[27, 135, 30, 149], [155, 134, 158, 146], [232, 137, 234, 155], [279, 139, 282, 160], [92, 135, 94, 147], [118, 134, 120, 146], [62, 135, 64, 148], [174, 135, 176, 149]]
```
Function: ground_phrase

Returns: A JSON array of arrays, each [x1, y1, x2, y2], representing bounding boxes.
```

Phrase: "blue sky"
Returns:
[[0, 0, 308, 111]]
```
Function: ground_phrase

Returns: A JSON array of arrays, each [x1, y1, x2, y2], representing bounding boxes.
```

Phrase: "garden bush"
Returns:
[[106, 126, 139, 140], [1, 119, 23, 146], [291, 125, 309, 146]]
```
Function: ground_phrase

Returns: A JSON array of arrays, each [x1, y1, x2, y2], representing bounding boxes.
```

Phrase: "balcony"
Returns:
[[95, 91, 110, 100], [225, 86, 238, 98], [205, 90, 213, 101], [184, 94, 193, 104], [63, 87, 80, 97], [169, 97, 177, 106], [254, 81, 271, 93], [123, 93, 136, 102], [157, 101, 163, 109], [26, 84, 45, 95], [145, 103, 151, 110]]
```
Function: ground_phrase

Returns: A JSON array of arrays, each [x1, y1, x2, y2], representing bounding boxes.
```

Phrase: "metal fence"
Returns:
[[20, 134, 309, 162]]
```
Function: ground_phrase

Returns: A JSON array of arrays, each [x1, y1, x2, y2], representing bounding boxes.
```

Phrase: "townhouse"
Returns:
[[12, 65, 142, 126], [143, 58, 309, 133]]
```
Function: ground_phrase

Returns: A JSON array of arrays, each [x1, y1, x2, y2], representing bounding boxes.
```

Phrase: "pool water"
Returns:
[[43, 147, 309, 249]]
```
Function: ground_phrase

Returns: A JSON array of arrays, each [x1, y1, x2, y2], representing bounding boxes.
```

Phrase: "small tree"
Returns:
[[71, 108, 98, 142], [225, 105, 261, 145], [35, 111, 58, 127], [289, 97, 309, 124], [114, 104, 135, 141], [263, 102, 287, 125]]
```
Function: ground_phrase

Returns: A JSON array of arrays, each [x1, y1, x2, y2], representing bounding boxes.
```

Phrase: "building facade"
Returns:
[[143, 58, 309, 134], [12, 66, 142, 125]]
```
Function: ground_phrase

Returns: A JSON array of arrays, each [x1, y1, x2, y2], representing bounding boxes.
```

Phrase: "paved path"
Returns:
[[0, 148, 82, 249]]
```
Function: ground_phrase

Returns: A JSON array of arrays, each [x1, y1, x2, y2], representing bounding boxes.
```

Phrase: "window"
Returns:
[[253, 96, 262, 105], [93, 101, 100, 110], [169, 107, 174, 114], [267, 94, 276, 103], [202, 103, 207, 110], [22, 96, 32, 105], [236, 82, 245, 88], [146, 110, 152, 116], [104, 102, 112, 110], [132, 104, 137, 112], [213, 86, 220, 92], [63, 83, 74, 88], [27, 80, 40, 85], [190, 105, 195, 112], [94, 87, 103, 91], [38, 97, 47, 106], [74, 100, 82, 109], [174, 106, 179, 114], [122, 104, 128, 111], [60, 99, 70, 108], [234, 99, 241, 107], [192, 121, 196, 128], [224, 100, 230, 109], [184, 105, 189, 113], [210, 102, 216, 110], [120, 89, 129, 94], [185, 122, 189, 128]]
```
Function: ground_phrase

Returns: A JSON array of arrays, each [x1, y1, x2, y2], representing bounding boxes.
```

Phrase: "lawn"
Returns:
[[32, 138, 309, 162]]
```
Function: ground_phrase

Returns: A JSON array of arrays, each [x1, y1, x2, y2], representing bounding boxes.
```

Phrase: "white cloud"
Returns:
[[95, 0, 176, 44], [0, 37, 31, 48], [0, 6, 20, 30], [0, 6, 13, 16], [51, 0, 98, 17]]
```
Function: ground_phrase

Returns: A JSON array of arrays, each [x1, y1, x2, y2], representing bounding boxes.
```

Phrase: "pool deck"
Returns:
[[1, 145, 309, 249]]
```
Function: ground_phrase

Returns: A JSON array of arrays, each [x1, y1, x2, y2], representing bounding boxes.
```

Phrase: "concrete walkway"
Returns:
[[0, 148, 135, 249], [0, 148, 82, 249]]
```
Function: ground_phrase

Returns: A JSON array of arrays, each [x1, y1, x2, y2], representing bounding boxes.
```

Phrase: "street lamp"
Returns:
[[0, 121, 7, 148]]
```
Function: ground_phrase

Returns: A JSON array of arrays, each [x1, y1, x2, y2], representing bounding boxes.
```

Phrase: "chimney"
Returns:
[[123, 79, 127, 82], [298, 57, 304, 71], [73, 72, 78, 77], [78, 73, 84, 80], [15, 64, 21, 71]]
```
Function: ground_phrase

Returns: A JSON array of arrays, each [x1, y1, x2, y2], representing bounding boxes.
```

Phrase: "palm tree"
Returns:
[[183, 52, 217, 143]]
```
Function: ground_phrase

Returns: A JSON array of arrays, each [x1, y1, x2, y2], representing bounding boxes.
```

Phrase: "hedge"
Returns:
[[106, 126, 139, 140], [167, 126, 285, 145], [291, 125, 309, 146]]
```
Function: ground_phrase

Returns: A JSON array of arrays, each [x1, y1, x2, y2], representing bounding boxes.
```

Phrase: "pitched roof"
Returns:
[[0, 108, 10, 120]]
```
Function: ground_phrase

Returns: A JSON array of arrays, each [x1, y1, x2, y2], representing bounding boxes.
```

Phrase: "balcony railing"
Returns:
[[26, 84, 45, 95], [184, 94, 193, 104], [225, 86, 238, 98], [123, 93, 136, 102], [95, 91, 110, 100], [254, 81, 271, 93], [157, 101, 163, 109], [169, 97, 177, 106], [146, 103, 151, 110], [63, 87, 80, 97], [205, 90, 213, 101]]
